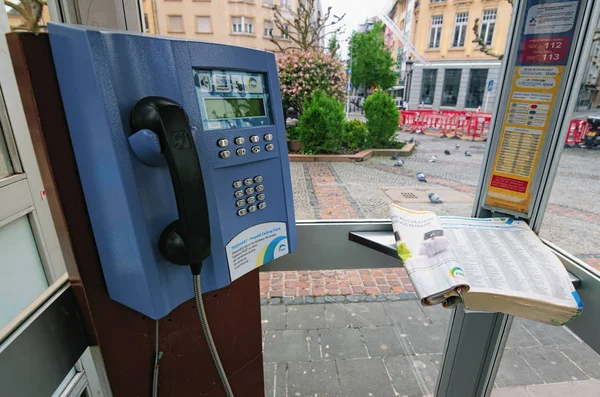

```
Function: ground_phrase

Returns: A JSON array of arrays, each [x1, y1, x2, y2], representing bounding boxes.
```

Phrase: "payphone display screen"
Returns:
[[193, 69, 273, 131]]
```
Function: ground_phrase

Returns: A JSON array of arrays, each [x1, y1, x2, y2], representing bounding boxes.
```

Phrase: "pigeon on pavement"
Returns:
[[444, 150, 451, 155], [415, 140, 421, 146], [455, 144, 460, 150], [465, 151, 472, 157], [393, 160, 404, 167], [408, 137, 415, 144], [428, 193, 443, 204], [417, 172, 427, 182], [428, 155, 438, 163], [391, 153, 399, 160]]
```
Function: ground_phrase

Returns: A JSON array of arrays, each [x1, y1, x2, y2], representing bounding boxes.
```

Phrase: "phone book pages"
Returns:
[[390, 204, 583, 325]]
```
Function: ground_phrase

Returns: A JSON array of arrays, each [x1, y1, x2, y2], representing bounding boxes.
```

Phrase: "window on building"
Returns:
[[196, 16, 211, 33], [232, 16, 254, 34], [441, 69, 461, 107], [168, 15, 184, 33], [264, 21, 274, 37], [264, 0, 273, 5], [465, 69, 488, 108], [480, 9, 496, 46], [282, 24, 290, 39], [143, 14, 150, 32], [429, 15, 443, 49], [420, 69, 438, 105], [453, 12, 468, 47], [281, 0, 289, 7]]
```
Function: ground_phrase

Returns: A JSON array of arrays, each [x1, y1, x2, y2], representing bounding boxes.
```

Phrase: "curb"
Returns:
[[288, 143, 415, 162], [260, 292, 418, 305]]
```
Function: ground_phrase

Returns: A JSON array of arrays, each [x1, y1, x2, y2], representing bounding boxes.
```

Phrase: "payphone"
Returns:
[[47, 23, 297, 320]]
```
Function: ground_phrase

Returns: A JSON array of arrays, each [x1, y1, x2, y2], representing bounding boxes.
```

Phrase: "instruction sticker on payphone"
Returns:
[[48, 23, 297, 320]]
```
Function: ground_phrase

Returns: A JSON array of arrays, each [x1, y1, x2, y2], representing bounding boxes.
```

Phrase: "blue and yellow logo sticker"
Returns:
[[449, 267, 465, 278]]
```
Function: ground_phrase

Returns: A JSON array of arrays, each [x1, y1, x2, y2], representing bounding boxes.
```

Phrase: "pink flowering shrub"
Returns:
[[277, 50, 347, 114]]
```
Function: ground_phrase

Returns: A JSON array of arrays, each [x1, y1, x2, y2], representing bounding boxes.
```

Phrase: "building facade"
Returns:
[[389, 0, 512, 111], [141, 0, 300, 52]]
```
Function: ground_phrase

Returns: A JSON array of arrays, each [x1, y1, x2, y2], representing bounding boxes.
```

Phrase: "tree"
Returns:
[[5, 0, 47, 32], [327, 34, 340, 58], [350, 22, 396, 91], [270, 0, 345, 52], [277, 50, 346, 114]]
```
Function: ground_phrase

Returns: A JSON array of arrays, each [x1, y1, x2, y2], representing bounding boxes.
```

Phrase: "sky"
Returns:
[[322, 0, 393, 59]]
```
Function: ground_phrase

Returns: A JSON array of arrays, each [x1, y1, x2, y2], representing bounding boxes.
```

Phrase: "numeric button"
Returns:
[[217, 139, 229, 147], [247, 196, 256, 204], [257, 193, 265, 201], [243, 178, 253, 186], [233, 180, 243, 189], [254, 176, 263, 183], [248, 205, 257, 213], [251, 146, 260, 154], [234, 190, 244, 198], [249, 135, 260, 143], [219, 150, 231, 159], [237, 208, 247, 216], [255, 184, 264, 192], [236, 148, 246, 156], [245, 187, 255, 195], [264, 133, 273, 141], [258, 202, 267, 210], [234, 137, 245, 145], [265, 143, 274, 151], [236, 199, 246, 208]]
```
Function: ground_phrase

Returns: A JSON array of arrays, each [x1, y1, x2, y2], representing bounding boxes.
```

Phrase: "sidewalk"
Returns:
[[262, 301, 600, 396]]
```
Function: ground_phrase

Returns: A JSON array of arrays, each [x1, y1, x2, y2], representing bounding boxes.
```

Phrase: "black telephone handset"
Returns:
[[131, 97, 210, 275]]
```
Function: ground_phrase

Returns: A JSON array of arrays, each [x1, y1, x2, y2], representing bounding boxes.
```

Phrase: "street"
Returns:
[[290, 130, 600, 270]]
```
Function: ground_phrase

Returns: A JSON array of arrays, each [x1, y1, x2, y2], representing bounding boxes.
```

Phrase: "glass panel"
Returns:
[[441, 69, 461, 107], [0, 129, 13, 179], [465, 69, 488, 108], [51, 367, 77, 397], [0, 216, 48, 330], [421, 69, 438, 105]]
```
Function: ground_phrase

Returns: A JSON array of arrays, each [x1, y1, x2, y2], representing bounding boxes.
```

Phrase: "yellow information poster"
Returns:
[[485, 66, 563, 213], [485, 0, 581, 215]]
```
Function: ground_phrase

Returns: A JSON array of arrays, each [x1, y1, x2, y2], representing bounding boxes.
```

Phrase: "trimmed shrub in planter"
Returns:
[[342, 120, 369, 150], [297, 91, 345, 154], [363, 91, 400, 148]]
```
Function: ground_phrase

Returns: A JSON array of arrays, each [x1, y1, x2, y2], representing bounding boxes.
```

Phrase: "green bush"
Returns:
[[286, 125, 300, 141], [363, 91, 400, 147], [342, 120, 368, 150], [297, 91, 345, 154]]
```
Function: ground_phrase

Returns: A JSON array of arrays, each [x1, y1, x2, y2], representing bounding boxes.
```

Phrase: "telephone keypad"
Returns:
[[232, 177, 266, 215]]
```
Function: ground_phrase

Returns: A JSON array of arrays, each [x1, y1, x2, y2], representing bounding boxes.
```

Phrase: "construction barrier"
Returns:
[[400, 110, 589, 144], [399, 110, 492, 140]]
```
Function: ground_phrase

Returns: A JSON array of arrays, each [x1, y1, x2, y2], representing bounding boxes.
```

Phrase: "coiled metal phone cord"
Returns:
[[193, 273, 235, 397]]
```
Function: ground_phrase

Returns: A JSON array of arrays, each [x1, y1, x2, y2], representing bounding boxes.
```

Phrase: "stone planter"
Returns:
[[288, 139, 303, 153]]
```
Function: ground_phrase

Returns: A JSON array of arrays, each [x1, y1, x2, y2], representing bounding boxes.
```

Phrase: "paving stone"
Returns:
[[282, 297, 294, 305], [335, 295, 345, 302], [518, 346, 589, 383], [383, 301, 427, 325], [316, 296, 325, 303], [495, 349, 543, 387], [325, 296, 335, 303], [384, 354, 442, 396], [491, 386, 532, 397], [294, 296, 305, 304], [520, 320, 578, 346], [526, 380, 600, 397], [287, 361, 342, 397], [261, 305, 286, 331], [305, 296, 315, 304], [269, 297, 281, 305], [307, 329, 321, 361], [263, 330, 310, 363], [318, 328, 368, 360], [362, 325, 410, 357], [337, 358, 396, 396], [505, 321, 542, 349], [386, 294, 400, 301], [325, 302, 391, 328], [260, 298, 267, 305], [559, 343, 600, 379], [263, 362, 286, 397], [287, 305, 326, 330], [421, 304, 451, 326]]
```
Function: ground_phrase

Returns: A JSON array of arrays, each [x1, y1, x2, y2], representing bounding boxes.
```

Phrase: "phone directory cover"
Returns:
[[391, 204, 583, 325]]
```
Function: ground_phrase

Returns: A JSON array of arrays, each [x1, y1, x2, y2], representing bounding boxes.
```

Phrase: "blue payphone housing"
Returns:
[[48, 23, 296, 319]]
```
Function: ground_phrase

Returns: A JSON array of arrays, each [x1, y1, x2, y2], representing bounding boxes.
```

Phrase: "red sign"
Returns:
[[490, 175, 529, 193], [519, 36, 570, 64]]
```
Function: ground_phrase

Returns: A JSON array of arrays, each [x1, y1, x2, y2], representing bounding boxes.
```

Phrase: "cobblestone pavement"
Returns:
[[262, 301, 600, 396], [285, 130, 600, 270]]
